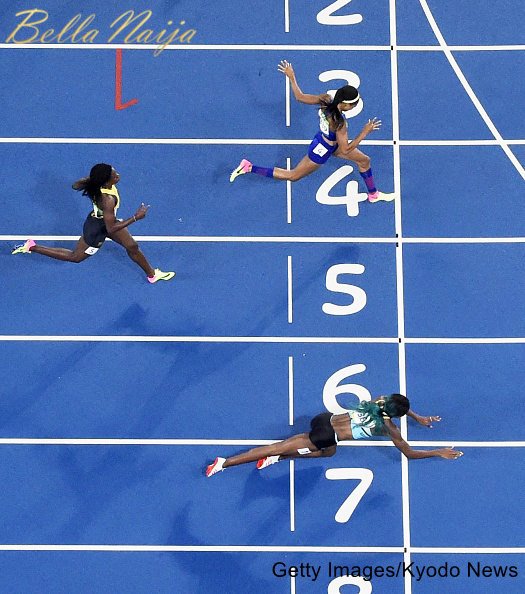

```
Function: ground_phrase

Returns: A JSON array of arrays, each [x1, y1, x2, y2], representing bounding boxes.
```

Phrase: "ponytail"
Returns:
[[353, 400, 387, 430], [319, 84, 360, 131], [319, 96, 346, 131], [72, 163, 112, 204], [350, 394, 411, 431]]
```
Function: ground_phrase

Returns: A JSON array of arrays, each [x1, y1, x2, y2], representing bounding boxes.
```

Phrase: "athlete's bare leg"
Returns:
[[272, 155, 321, 181], [109, 228, 155, 277], [29, 237, 92, 263], [223, 433, 335, 468]]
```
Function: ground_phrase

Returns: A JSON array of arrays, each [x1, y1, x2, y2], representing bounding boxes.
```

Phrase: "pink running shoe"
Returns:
[[12, 239, 36, 254], [230, 159, 252, 182], [368, 191, 396, 203], [206, 457, 226, 477], [256, 455, 281, 470]]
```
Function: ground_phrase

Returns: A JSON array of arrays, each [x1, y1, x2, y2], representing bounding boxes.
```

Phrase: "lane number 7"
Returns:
[[325, 467, 374, 523]]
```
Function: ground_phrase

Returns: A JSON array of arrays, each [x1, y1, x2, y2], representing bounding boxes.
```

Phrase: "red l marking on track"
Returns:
[[115, 49, 139, 110]]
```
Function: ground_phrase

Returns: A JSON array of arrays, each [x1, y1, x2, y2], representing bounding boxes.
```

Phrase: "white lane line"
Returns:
[[0, 544, 404, 552], [288, 356, 294, 426], [0, 544, 522, 552], [390, 3, 412, 593], [0, 336, 524, 344], [285, 78, 291, 126], [1, 43, 523, 51], [3, 236, 525, 243], [289, 460, 295, 532], [0, 137, 391, 145], [0, 137, 524, 145], [402, 140, 525, 145], [398, 45, 525, 51], [0, 439, 521, 446], [287, 255, 293, 324], [0, 43, 390, 51], [286, 157, 292, 223]]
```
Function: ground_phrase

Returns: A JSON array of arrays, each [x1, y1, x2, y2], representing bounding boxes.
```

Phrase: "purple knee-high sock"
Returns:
[[359, 168, 377, 194], [251, 165, 274, 178]]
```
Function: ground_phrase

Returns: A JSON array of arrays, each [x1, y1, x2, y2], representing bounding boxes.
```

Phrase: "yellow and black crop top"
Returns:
[[92, 185, 120, 219]]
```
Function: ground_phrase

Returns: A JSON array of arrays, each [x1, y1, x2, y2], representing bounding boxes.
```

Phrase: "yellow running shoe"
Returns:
[[147, 269, 176, 284], [12, 239, 36, 254]]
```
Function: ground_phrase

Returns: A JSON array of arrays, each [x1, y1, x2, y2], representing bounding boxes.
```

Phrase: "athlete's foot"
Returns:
[[256, 455, 281, 470], [206, 457, 226, 477], [147, 269, 176, 284], [11, 239, 36, 254], [368, 191, 396, 203], [230, 159, 252, 182]]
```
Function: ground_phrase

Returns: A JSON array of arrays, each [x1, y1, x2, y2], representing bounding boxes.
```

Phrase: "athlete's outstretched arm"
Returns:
[[407, 409, 441, 428], [277, 60, 329, 105], [101, 194, 149, 235], [384, 419, 463, 460]]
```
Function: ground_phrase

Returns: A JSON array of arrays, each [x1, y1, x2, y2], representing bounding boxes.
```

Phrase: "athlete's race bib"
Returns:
[[312, 142, 328, 157]]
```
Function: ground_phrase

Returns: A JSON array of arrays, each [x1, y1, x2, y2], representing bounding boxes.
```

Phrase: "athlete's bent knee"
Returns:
[[359, 155, 371, 170]]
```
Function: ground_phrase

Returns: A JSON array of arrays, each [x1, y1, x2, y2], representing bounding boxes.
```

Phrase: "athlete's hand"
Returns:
[[437, 447, 463, 460], [362, 117, 382, 134], [277, 60, 295, 80], [134, 203, 150, 221], [418, 415, 442, 428]]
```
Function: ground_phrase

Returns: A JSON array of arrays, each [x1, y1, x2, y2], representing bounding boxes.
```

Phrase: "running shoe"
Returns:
[[147, 269, 176, 284], [230, 159, 252, 182], [368, 191, 396, 203], [256, 455, 281, 470], [206, 457, 226, 477], [11, 239, 36, 254]]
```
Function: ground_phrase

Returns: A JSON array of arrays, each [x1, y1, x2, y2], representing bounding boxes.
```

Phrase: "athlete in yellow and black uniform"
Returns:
[[12, 163, 175, 284], [82, 180, 123, 253]]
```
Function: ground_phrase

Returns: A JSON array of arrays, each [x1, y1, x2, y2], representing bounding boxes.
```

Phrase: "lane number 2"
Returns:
[[317, 0, 363, 26]]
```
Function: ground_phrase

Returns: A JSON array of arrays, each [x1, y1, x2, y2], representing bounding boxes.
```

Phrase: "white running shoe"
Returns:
[[147, 268, 176, 284], [256, 455, 281, 470], [206, 457, 226, 477], [368, 191, 396, 203]]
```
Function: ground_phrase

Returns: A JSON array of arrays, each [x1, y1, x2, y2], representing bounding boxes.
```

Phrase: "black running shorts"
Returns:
[[82, 214, 108, 249], [309, 412, 337, 449]]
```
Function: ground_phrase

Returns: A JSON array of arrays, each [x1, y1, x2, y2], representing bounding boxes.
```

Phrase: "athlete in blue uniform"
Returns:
[[206, 394, 462, 477], [230, 60, 395, 203], [12, 163, 175, 283]]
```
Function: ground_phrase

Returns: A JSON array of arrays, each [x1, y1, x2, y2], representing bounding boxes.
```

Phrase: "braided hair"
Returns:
[[72, 163, 113, 205], [319, 85, 360, 131]]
